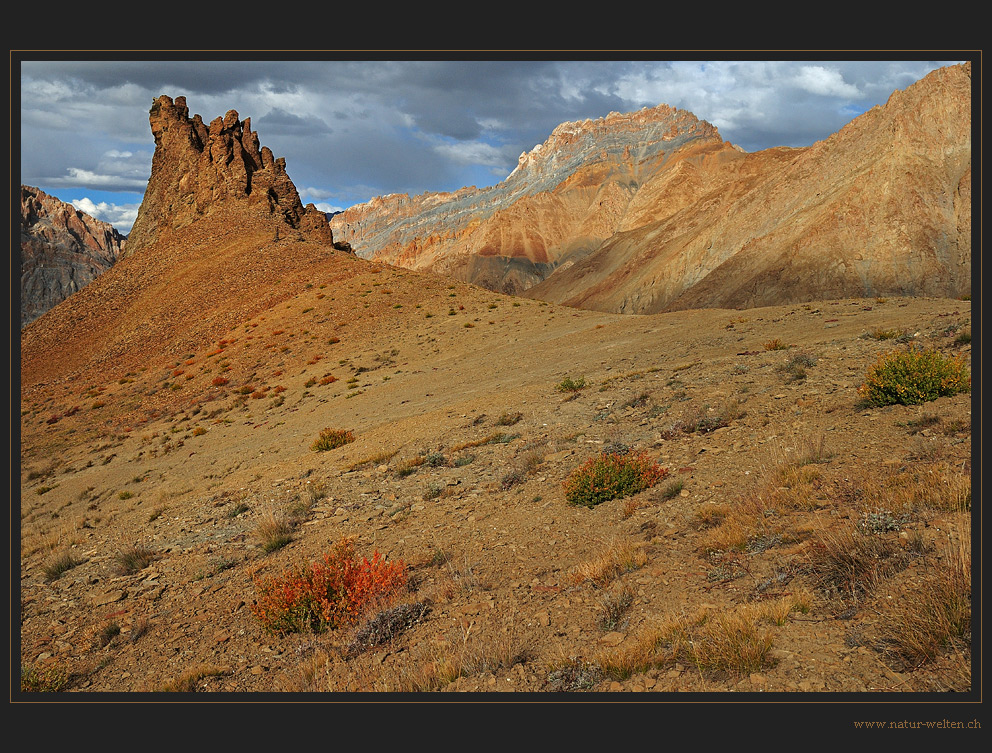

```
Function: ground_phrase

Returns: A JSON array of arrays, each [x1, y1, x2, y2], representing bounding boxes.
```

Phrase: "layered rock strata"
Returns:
[[332, 63, 972, 312], [20, 185, 126, 327]]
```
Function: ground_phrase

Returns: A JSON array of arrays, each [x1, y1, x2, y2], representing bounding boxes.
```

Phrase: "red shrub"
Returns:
[[211, 376, 229, 386], [251, 539, 407, 634]]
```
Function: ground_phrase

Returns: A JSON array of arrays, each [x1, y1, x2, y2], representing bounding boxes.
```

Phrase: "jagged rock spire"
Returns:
[[126, 95, 332, 255]]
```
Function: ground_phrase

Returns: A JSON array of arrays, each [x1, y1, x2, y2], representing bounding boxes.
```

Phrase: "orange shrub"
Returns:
[[311, 428, 355, 452], [211, 376, 229, 386], [252, 538, 406, 634]]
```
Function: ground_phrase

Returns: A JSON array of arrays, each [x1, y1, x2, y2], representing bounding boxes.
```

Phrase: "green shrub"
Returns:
[[563, 450, 669, 507], [21, 663, 69, 692], [556, 376, 587, 393], [311, 428, 355, 452], [858, 347, 970, 406]]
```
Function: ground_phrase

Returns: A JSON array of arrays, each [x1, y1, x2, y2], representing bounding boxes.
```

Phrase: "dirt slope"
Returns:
[[19, 259, 973, 695]]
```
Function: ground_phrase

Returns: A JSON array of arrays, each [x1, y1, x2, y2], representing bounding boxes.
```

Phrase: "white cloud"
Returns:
[[791, 66, 862, 98], [301, 186, 335, 201], [71, 197, 140, 233]]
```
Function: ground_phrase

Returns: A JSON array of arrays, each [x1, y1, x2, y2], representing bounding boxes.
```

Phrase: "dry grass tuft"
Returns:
[[113, 543, 157, 575], [158, 664, 231, 692], [804, 523, 907, 600], [698, 490, 772, 554], [255, 510, 294, 553], [877, 519, 971, 667], [43, 550, 84, 582], [570, 539, 648, 587]]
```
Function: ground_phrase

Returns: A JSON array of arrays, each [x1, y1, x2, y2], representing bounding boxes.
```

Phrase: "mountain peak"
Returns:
[[125, 95, 332, 256]]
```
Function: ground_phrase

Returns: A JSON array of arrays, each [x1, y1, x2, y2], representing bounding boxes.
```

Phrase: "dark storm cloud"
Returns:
[[17, 55, 969, 231]]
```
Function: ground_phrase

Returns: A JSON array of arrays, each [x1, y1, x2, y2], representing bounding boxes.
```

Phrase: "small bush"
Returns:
[[346, 600, 431, 657], [763, 338, 789, 351], [564, 450, 669, 507], [862, 327, 904, 341], [556, 376, 587, 393], [858, 346, 970, 406], [252, 538, 407, 634], [21, 663, 69, 692], [500, 468, 526, 491], [424, 451, 447, 468], [311, 428, 355, 452]]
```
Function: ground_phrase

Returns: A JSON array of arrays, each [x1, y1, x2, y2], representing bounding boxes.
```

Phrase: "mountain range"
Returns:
[[331, 62, 972, 313]]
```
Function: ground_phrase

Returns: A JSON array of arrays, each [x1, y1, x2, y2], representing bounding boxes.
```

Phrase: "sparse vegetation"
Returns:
[[255, 510, 294, 553], [158, 664, 231, 692], [21, 662, 70, 692], [570, 539, 648, 586], [778, 350, 817, 382], [346, 600, 431, 657], [877, 528, 971, 666], [43, 550, 83, 582], [661, 399, 745, 438]]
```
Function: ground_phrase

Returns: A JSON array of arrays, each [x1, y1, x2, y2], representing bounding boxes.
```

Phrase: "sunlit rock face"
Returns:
[[332, 63, 971, 312]]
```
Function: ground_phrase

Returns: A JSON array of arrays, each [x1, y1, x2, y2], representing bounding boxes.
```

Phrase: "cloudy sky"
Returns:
[[17, 54, 967, 234]]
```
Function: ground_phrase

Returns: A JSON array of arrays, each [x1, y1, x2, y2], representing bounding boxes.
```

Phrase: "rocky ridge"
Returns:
[[331, 104, 725, 293], [20, 186, 126, 327], [331, 63, 972, 312], [125, 95, 334, 257]]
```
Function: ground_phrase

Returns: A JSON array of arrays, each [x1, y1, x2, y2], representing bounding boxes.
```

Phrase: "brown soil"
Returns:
[[18, 256, 973, 701]]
